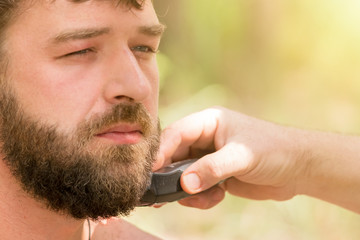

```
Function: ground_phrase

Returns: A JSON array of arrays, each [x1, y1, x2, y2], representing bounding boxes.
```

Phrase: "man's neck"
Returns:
[[0, 160, 88, 240]]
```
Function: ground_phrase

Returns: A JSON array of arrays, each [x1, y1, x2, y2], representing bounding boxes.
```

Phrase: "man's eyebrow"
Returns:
[[50, 24, 166, 45], [51, 27, 111, 44], [138, 23, 166, 37]]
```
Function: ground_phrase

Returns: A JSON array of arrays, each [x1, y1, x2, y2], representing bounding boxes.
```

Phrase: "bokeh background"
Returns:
[[125, 0, 360, 239]]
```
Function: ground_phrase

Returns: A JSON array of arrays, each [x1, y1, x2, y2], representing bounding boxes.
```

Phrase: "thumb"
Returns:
[[181, 143, 253, 194]]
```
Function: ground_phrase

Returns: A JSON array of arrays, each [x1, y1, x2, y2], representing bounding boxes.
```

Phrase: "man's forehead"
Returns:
[[15, 0, 160, 31], [47, 0, 143, 8], [43, 0, 165, 44], [4, 0, 163, 57], [16, 0, 144, 14]]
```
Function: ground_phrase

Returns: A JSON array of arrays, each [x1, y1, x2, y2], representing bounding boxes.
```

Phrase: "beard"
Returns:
[[0, 86, 160, 220]]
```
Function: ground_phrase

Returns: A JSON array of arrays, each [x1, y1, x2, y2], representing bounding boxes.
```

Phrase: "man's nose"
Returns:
[[102, 47, 151, 104]]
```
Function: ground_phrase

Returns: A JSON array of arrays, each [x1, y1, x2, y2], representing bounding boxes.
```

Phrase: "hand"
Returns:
[[155, 107, 308, 209]]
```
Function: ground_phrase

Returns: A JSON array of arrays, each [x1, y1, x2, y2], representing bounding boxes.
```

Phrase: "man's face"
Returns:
[[0, 0, 163, 219], [5, 0, 162, 132]]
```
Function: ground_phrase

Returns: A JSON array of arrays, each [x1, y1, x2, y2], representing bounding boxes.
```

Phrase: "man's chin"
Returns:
[[0, 95, 160, 219]]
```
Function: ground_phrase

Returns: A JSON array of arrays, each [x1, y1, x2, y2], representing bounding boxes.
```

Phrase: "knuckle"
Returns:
[[211, 105, 226, 111], [205, 106, 224, 117], [206, 158, 223, 179]]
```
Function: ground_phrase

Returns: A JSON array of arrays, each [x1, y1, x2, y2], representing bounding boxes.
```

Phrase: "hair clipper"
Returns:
[[138, 159, 197, 206]]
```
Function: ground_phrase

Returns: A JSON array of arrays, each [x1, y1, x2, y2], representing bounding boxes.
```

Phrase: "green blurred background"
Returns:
[[125, 0, 360, 239]]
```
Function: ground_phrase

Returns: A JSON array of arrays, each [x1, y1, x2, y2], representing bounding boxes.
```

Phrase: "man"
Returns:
[[0, 0, 164, 239]]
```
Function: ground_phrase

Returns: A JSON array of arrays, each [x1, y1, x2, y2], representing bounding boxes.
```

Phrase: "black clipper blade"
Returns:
[[138, 159, 197, 206]]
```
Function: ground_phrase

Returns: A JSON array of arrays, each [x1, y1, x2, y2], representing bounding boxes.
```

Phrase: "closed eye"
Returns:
[[62, 48, 95, 58]]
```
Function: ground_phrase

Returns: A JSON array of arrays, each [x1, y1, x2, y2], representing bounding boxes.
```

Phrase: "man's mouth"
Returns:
[[95, 123, 143, 145]]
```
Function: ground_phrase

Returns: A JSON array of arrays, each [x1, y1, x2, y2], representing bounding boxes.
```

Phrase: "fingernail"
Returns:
[[183, 173, 201, 192]]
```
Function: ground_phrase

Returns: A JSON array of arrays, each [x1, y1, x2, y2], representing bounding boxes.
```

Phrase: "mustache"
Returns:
[[76, 102, 154, 141]]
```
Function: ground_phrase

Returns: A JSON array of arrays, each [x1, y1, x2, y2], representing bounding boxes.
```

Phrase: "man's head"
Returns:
[[0, 0, 164, 220]]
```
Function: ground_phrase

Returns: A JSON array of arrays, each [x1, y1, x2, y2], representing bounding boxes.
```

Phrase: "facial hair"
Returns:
[[0, 87, 160, 220]]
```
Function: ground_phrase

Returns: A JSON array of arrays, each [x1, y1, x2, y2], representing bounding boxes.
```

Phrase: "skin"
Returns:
[[0, 0, 163, 239], [156, 107, 360, 214]]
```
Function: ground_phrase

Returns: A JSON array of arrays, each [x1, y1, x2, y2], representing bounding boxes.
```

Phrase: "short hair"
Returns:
[[0, 0, 144, 72]]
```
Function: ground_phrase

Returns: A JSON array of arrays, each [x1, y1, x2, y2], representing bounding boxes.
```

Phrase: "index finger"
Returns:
[[154, 108, 221, 170]]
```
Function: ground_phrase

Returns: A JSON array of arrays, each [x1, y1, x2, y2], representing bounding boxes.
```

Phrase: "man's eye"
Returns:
[[131, 46, 157, 54], [63, 48, 94, 57]]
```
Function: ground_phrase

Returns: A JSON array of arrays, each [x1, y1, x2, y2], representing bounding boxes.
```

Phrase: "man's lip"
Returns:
[[95, 123, 143, 136], [94, 124, 143, 145]]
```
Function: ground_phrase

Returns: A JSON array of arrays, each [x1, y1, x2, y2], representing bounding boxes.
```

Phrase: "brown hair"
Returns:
[[0, 0, 144, 71]]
